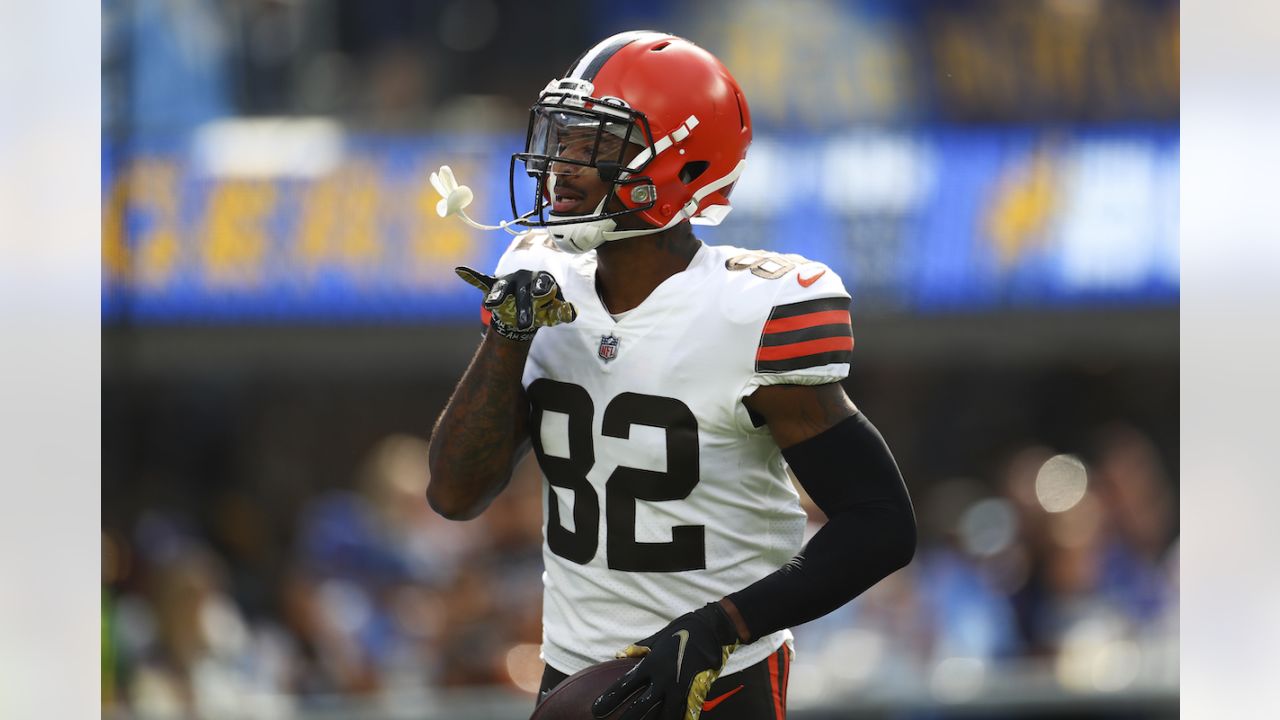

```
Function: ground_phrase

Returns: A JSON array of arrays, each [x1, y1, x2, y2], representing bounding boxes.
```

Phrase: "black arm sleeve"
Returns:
[[726, 412, 917, 642]]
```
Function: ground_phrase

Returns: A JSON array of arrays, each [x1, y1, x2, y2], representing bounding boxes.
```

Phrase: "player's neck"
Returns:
[[594, 225, 700, 315]]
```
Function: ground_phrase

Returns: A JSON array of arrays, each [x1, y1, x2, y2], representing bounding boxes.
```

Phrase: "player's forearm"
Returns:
[[426, 331, 531, 520], [726, 501, 915, 641], [725, 413, 916, 642]]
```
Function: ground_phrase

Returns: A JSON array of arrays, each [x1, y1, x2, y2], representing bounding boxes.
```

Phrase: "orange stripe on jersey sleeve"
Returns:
[[756, 296, 854, 373], [756, 335, 854, 362], [762, 309, 851, 335]]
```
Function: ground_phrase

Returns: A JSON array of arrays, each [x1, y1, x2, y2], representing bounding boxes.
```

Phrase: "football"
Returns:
[[529, 658, 642, 720]]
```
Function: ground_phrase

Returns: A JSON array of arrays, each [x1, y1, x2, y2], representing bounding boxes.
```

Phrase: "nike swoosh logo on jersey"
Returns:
[[673, 629, 690, 680], [797, 270, 826, 287], [702, 684, 745, 711]]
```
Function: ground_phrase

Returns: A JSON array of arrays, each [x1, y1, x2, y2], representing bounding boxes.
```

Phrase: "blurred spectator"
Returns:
[[295, 434, 468, 588], [103, 418, 1179, 712], [284, 434, 458, 694], [997, 431, 1177, 679], [357, 43, 436, 132], [116, 0, 235, 135], [914, 479, 1022, 664], [1089, 423, 1177, 623], [783, 428, 1178, 704], [111, 515, 294, 718], [280, 433, 544, 698], [231, 0, 305, 115]]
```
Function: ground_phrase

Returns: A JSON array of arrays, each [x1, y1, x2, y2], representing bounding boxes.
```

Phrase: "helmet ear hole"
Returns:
[[678, 161, 710, 185]]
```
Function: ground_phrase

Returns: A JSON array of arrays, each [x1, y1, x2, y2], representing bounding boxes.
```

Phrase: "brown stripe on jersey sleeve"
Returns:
[[755, 296, 854, 373], [768, 296, 850, 319]]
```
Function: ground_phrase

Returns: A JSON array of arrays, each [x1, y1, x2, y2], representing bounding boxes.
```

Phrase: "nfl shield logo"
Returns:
[[598, 334, 620, 362]]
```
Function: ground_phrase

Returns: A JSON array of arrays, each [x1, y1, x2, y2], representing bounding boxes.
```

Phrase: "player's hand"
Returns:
[[592, 603, 741, 720], [456, 266, 577, 342]]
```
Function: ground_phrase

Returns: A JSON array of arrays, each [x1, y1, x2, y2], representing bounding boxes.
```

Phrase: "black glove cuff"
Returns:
[[693, 602, 741, 646]]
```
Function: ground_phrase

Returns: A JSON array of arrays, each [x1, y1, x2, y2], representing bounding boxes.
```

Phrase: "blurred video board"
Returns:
[[102, 127, 1178, 323]]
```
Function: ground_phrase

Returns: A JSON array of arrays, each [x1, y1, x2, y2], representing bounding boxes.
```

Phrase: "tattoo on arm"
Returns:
[[804, 383, 858, 434], [427, 333, 532, 518]]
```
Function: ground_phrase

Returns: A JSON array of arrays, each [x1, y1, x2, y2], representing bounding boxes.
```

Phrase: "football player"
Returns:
[[426, 31, 916, 720]]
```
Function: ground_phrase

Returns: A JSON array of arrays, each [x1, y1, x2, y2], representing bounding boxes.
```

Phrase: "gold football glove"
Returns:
[[456, 266, 577, 342]]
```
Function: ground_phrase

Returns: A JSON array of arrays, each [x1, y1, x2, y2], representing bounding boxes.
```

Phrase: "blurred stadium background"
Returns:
[[100, 1, 1179, 718]]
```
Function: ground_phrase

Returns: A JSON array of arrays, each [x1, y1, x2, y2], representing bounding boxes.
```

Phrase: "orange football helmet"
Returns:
[[511, 30, 753, 252]]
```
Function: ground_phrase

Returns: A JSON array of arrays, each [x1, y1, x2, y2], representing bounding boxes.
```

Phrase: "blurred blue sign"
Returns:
[[697, 126, 1180, 313], [102, 134, 520, 322], [102, 126, 1178, 324]]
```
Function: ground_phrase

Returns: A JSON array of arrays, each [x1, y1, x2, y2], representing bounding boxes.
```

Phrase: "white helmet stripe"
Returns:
[[626, 115, 699, 171], [567, 30, 664, 81]]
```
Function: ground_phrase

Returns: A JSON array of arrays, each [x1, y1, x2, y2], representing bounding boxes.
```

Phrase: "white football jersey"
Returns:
[[493, 232, 854, 677]]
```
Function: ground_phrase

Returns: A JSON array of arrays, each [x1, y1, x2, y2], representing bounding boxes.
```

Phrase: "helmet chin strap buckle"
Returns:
[[550, 221, 614, 253], [548, 196, 616, 253]]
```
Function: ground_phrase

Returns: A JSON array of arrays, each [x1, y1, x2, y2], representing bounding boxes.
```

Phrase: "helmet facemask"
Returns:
[[510, 81, 660, 252]]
